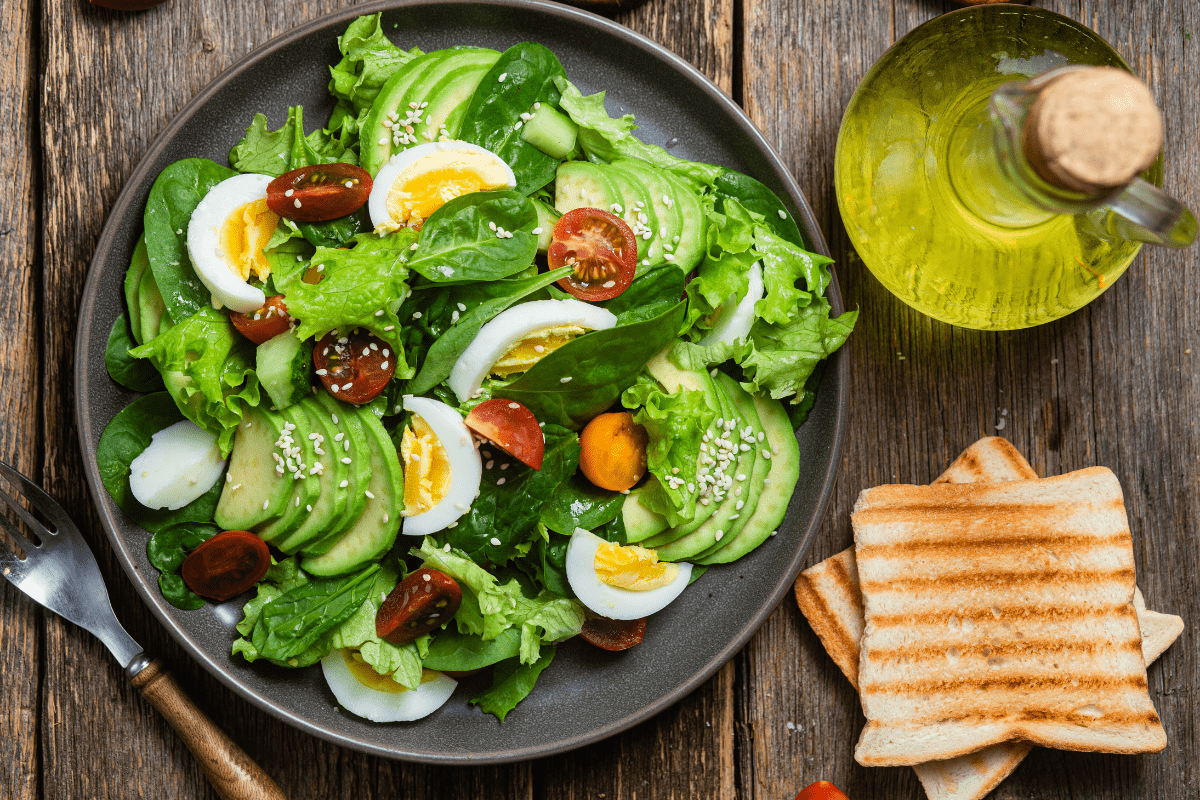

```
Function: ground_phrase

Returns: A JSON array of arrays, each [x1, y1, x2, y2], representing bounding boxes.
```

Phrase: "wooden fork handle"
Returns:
[[130, 659, 286, 800]]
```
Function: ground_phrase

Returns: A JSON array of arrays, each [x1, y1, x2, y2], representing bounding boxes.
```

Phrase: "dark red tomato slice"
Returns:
[[547, 208, 637, 301], [266, 163, 372, 223], [313, 328, 395, 405], [795, 782, 851, 800], [376, 568, 463, 645], [464, 399, 545, 471], [580, 616, 646, 651], [180, 530, 270, 602], [230, 295, 291, 344]]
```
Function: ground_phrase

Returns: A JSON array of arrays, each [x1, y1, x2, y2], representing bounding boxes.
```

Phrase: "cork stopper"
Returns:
[[1023, 67, 1163, 195]]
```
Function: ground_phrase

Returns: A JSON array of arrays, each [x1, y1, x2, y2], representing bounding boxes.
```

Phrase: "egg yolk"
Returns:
[[342, 649, 441, 693], [401, 414, 452, 516], [386, 152, 512, 227], [217, 198, 279, 281], [593, 541, 681, 591], [490, 325, 586, 377]]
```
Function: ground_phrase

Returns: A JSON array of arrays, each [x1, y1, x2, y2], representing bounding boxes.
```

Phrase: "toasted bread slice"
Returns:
[[852, 467, 1166, 765], [795, 438, 1182, 800]]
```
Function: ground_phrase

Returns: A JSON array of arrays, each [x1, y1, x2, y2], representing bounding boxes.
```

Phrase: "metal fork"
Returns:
[[0, 461, 286, 800]]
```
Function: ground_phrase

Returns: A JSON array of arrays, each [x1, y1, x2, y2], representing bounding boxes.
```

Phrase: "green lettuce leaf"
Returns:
[[328, 13, 421, 113], [128, 307, 260, 456], [470, 646, 556, 723], [230, 106, 355, 178]]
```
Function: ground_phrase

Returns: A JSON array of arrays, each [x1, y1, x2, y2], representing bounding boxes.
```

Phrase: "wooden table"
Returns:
[[2, 0, 1196, 797]]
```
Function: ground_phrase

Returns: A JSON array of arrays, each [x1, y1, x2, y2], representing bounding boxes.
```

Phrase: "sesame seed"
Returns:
[[763, 450, 772, 459], [341, 457, 352, 464], [778, 209, 787, 219], [508, 403, 520, 409], [365, 490, 375, 499], [532, 227, 543, 235], [490, 537, 502, 546], [498, 72, 507, 81], [262, 499, 269, 510], [457, 303, 467, 312], [339, 480, 349, 488], [331, 414, 339, 424], [560, 376, 573, 383], [316, 369, 327, 376], [497, 477, 506, 485], [486, 460, 495, 469]]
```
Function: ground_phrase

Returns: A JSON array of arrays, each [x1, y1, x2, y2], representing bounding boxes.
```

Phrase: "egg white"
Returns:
[[321, 649, 457, 723], [699, 261, 764, 346], [400, 395, 483, 537], [565, 528, 692, 620], [186, 172, 273, 313], [128, 420, 227, 511], [447, 299, 618, 403], [368, 140, 517, 231]]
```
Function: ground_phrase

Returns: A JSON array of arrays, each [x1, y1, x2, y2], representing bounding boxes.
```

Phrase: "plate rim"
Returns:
[[74, 0, 848, 764]]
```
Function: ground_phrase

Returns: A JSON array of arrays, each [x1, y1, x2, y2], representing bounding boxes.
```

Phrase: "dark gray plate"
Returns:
[[75, 0, 847, 764]]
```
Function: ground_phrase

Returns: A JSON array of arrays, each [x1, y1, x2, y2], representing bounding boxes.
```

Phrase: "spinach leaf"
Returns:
[[539, 474, 623, 534], [440, 425, 580, 563], [104, 311, 164, 392], [404, 267, 570, 395], [470, 646, 556, 723], [495, 300, 686, 429], [423, 627, 523, 672], [147, 524, 218, 610], [328, 12, 421, 113], [249, 564, 380, 662], [298, 207, 371, 250], [144, 158, 238, 322], [406, 190, 538, 283], [96, 392, 224, 533], [532, 531, 572, 598], [459, 43, 567, 194], [712, 169, 806, 247], [601, 265, 686, 326]]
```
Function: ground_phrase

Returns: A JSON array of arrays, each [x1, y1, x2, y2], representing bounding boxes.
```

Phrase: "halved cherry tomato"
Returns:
[[795, 782, 851, 800], [580, 616, 646, 651], [465, 399, 545, 470], [230, 295, 292, 344], [578, 412, 648, 491], [180, 530, 270, 602], [548, 208, 637, 301], [313, 328, 395, 404], [266, 163, 372, 223], [376, 568, 463, 645]]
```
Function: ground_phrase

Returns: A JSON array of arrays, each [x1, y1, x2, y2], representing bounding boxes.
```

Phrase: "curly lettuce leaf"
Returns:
[[328, 13, 421, 113], [230, 106, 354, 178], [470, 646, 557, 723], [128, 307, 260, 456]]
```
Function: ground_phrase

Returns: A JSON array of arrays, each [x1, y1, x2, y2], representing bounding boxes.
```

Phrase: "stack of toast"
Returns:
[[795, 438, 1183, 800]]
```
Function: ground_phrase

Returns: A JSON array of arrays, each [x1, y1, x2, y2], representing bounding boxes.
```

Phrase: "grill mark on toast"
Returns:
[[864, 636, 1144, 662], [794, 574, 861, 689], [860, 568, 1136, 593], [830, 555, 864, 618], [857, 532, 1130, 557], [868, 603, 1137, 627], [853, 503, 1129, 529], [859, 673, 1149, 695]]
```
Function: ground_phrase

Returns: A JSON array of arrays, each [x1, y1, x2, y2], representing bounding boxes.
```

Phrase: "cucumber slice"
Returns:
[[521, 104, 578, 160], [256, 331, 314, 411], [214, 406, 292, 530], [530, 197, 560, 253]]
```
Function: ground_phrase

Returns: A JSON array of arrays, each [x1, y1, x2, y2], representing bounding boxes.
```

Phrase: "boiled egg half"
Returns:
[[368, 140, 516, 232], [400, 395, 483, 537], [321, 648, 457, 723], [186, 172, 279, 313], [565, 528, 692, 620], [447, 299, 618, 403], [699, 261, 764, 346], [129, 420, 227, 510]]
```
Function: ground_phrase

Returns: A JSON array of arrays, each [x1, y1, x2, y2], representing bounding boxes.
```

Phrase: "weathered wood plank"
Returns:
[[0, 0, 42, 798], [740, 0, 1200, 798]]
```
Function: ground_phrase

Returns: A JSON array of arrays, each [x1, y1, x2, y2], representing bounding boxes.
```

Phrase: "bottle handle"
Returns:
[[1105, 177, 1199, 248]]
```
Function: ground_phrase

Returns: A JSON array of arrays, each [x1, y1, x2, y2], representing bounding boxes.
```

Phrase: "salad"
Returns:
[[96, 13, 856, 724]]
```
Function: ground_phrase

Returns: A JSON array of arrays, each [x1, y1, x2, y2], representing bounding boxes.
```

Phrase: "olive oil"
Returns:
[[835, 7, 1160, 330]]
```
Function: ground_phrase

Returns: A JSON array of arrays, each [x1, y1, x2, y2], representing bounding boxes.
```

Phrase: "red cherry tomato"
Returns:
[[180, 530, 270, 602], [580, 617, 646, 651], [548, 208, 637, 301], [795, 782, 851, 800], [313, 328, 395, 405], [266, 163, 372, 223], [376, 568, 463, 645], [465, 399, 545, 471], [230, 295, 291, 344]]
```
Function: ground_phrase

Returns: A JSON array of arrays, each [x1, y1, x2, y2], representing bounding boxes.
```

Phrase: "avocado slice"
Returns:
[[213, 406, 292, 531], [661, 170, 706, 272], [530, 197, 560, 254], [555, 160, 623, 216], [274, 398, 347, 555], [653, 375, 763, 561], [406, 49, 499, 144], [255, 404, 321, 545], [297, 393, 372, 555], [612, 159, 685, 269], [695, 393, 800, 565], [621, 488, 670, 543], [301, 406, 404, 577], [359, 51, 457, 175], [137, 267, 168, 343], [604, 162, 663, 268]]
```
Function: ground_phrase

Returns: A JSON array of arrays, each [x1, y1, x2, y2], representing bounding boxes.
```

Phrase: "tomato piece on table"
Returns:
[[376, 568, 463, 645], [266, 163, 372, 223], [580, 616, 646, 651], [230, 295, 291, 344], [465, 398, 545, 470], [313, 328, 395, 405], [795, 782, 851, 800], [180, 530, 270, 602], [578, 411, 649, 492], [548, 208, 637, 302]]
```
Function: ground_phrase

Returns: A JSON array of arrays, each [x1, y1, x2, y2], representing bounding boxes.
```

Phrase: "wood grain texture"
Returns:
[[741, 0, 1200, 798], [0, 1, 41, 799]]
